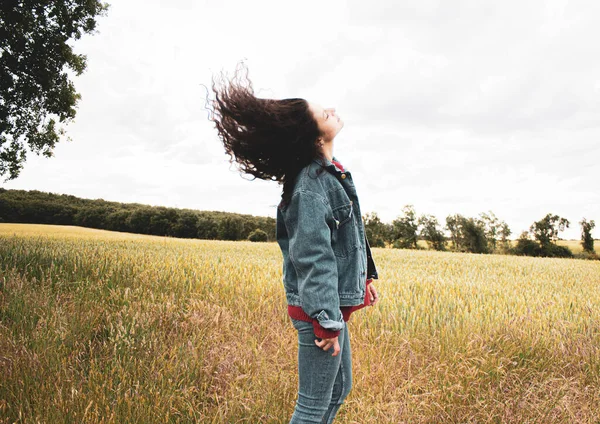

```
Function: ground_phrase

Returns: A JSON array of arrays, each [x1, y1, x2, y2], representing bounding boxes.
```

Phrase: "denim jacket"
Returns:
[[276, 156, 379, 333]]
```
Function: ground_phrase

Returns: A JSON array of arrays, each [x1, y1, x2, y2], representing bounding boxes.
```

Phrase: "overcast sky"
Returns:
[[4, 0, 599, 239]]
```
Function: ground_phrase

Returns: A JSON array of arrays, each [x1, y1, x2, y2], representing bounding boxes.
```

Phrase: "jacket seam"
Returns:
[[285, 189, 333, 308], [291, 181, 331, 206]]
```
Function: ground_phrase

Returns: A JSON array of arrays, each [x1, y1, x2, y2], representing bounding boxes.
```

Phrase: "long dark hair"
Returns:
[[208, 63, 325, 205]]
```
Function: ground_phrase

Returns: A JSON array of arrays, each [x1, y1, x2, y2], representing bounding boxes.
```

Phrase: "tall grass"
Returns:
[[1, 223, 600, 423]]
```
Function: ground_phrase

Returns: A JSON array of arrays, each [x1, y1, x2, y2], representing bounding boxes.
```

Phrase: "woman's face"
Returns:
[[308, 102, 344, 142]]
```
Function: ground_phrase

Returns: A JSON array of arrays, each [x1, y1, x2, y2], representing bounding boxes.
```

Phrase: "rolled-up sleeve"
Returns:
[[284, 189, 344, 335]]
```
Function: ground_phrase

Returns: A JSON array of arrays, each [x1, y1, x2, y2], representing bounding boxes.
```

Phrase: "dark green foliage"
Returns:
[[172, 211, 199, 239], [1, 188, 592, 261], [512, 214, 574, 258], [529, 213, 570, 247], [461, 218, 489, 254], [127, 207, 154, 234], [580, 218, 595, 253], [105, 209, 132, 233], [74, 206, 109, 229], [418, 214, 446, 251], [543, 244, 574, 258], [218, 216, 244, 241], [445, 214, 489, 254], [363, 212, 389, 247], [445, 214, 461, 251], [0, 0, 109, 180], [0, 189, 275, 241], [498, 221, 512, 253], [574, 250, 600, 261], [196, 215, 219, 240], [513, 232, 540, 257], [479, 211, 510, 253], [248, 229, 268, 242], [149, 207, 178, 236], [391, 205, 419, 249], [512, 232, 573, 258], [479, 211, 499, 251]]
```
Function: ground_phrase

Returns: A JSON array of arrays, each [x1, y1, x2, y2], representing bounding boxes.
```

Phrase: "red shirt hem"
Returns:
[[288, 278, 373, 339]]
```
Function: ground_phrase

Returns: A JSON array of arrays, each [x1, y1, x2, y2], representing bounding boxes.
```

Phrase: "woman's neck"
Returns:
[[321, 140, 334, 162]]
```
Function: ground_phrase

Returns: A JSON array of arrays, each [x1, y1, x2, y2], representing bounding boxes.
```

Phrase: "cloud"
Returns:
[[3, 0, 598, 241]]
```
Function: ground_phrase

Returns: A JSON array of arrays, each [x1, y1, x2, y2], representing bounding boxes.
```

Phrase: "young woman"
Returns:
[[210, 65, 380, 423]]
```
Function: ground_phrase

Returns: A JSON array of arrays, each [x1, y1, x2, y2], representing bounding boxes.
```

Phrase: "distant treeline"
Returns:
[[0, 188, 275, 242], [0, 189, 596, 260], [363, 206, 597, 260]]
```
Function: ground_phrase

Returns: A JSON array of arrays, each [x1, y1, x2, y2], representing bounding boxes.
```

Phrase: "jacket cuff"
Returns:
[[312, 319, 341, 339]]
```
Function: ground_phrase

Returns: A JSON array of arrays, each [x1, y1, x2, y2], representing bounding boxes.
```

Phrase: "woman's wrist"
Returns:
[[312, 319, 341, 339]]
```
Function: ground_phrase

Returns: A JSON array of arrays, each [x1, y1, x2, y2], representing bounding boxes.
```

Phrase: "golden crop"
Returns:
[[1, 223, 599, 423]]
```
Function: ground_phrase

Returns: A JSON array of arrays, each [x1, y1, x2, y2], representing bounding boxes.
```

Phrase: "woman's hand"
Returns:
[[315, 337, 341, 356], [368, 282, 380, 306]]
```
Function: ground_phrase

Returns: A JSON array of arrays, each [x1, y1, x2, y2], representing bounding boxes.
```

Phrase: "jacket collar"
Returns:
[[312, 155, 349, 175]]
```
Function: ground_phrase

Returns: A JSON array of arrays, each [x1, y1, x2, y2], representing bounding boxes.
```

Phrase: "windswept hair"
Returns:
[[208, 63, 325, 205]]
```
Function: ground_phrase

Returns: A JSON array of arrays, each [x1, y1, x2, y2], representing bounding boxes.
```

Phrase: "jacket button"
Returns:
[[340, 174, 346, 179]]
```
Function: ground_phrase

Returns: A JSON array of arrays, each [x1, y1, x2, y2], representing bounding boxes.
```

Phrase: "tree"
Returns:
[[529, 213, 570, 247], [127, 207, 153, 235], [0, 188, 278, 241], [197, 214, 219, 239], [445, 214, 461, 250], [0, 1, 109, 180], [461, 217, 489, 254], [218, 215, 244, 241], [391, 205, 419, 249], [513, 231, 540, 257], [479, 211, 500, 252], [73, 205, 107, 229], [580, 218, 596, 253], [445, 214, 489, 254], [149, 207, 177, 236], [105, 209, 131, 232], [498, 221, 512, 252], [363, 212, 389, 248], [418, 214, 446, 251], [172, 211, 199, 239], [512, 214, 573, 258]]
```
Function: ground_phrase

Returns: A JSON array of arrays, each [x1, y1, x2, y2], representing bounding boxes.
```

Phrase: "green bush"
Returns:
[[574, 251, 600, 261], [248, 229, 268, 242], [543, 243, 573, 258], [512, 233, 540, 256], [512, 232, 573, 258]]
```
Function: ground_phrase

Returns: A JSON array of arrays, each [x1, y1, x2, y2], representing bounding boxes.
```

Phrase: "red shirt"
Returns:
[[287, 279, 373, 339], [287, 158, 373, 339]]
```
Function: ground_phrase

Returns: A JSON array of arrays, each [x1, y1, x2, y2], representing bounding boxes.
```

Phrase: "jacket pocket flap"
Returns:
[[332, 201, 353, 229]]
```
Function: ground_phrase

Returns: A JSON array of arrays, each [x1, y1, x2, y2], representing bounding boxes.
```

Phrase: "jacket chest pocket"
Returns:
[[331, 201, 359, 258]]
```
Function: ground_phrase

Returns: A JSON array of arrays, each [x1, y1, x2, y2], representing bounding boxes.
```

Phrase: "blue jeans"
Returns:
[[289, 318, 352, 424]]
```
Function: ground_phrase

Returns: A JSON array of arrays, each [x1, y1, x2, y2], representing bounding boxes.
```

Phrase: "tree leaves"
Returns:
[[0, 0, 109, 180]]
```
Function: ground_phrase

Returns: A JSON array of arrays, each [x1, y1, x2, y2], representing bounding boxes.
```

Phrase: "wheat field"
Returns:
[[1, 223, 600, 423]]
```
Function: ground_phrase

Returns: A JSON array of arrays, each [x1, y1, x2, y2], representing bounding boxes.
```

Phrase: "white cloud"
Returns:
[[4, 0, 599, 240]]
